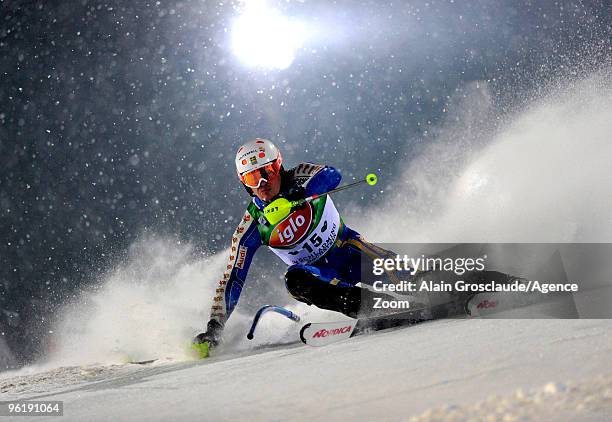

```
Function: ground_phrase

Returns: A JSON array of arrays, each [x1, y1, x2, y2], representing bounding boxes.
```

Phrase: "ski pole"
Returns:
[[264, 173, 378, 224], [247, 305, 301, 340], [299, 173, 378, 204]]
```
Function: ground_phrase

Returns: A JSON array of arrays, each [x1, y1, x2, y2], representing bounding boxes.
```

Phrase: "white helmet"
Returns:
[[235, 139, 283, 188]]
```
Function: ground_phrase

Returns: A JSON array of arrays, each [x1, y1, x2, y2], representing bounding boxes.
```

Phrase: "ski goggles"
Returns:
[[240, 160, 282, 189]]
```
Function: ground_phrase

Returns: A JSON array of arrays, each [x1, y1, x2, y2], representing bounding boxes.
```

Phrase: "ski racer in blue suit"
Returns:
[[193, 139, 396, 349]]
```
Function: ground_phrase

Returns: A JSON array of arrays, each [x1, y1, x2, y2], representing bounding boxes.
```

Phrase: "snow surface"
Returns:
[[2, 58, 611, 422], [2, 319, 611, 421]]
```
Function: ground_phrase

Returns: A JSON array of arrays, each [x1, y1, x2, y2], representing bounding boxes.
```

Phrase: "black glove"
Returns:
[[284, 185, 306, 201], [193, 319, 223, 347]]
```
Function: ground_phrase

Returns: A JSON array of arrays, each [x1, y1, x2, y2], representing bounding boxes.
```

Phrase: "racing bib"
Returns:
[[268, 197, 341, 265]]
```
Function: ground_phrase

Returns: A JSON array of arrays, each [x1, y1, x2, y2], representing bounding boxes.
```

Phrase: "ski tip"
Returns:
[[299, 320, 357, 346], [299, 323, 312, 344]]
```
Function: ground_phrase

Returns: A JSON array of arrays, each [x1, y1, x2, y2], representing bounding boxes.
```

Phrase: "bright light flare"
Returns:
[[231, 1, 307, 70]]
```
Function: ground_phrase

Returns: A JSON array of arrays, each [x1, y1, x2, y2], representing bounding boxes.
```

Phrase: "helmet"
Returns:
[[235, 138, 283, 188]]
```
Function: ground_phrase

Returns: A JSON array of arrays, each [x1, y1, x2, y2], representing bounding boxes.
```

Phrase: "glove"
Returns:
[[284, 185, 306, 201], [192, 320, 223, 358]]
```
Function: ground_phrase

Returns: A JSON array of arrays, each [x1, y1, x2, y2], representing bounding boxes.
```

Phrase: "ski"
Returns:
[[128, 359, 158, 365], [300, 300, 460, 346]]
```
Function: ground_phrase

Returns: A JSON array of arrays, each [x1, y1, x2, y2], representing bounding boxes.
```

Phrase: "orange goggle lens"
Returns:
[[240, 161, 282, 188]]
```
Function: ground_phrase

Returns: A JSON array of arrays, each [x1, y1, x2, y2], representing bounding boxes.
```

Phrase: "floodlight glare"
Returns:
[[231, 0, 307, 70]]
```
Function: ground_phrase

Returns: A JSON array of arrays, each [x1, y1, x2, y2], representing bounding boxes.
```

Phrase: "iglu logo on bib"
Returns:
[[269, 205, 313, 247]]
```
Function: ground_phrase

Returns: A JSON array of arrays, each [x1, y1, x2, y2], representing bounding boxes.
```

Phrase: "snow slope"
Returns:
[[2, 70, 611, 421], [2, 319, 611, 421]]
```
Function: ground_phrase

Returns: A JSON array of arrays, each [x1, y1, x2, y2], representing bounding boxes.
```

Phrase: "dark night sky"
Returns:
[[0, 0, 609, 364]]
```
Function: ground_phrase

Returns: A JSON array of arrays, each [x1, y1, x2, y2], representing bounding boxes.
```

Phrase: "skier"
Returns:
[[193, 139, 397, 349]]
